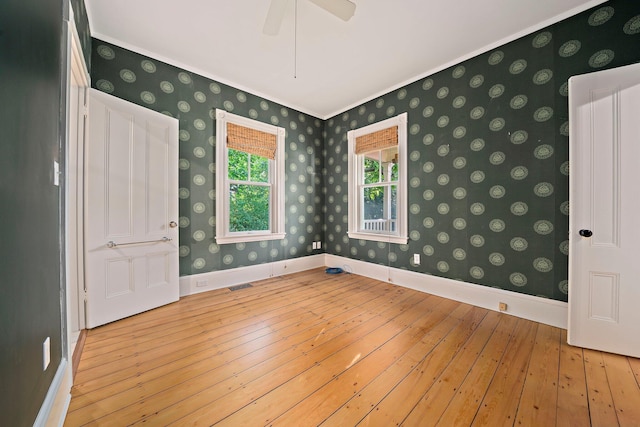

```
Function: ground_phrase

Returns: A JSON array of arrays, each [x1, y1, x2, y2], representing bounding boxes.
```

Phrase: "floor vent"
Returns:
[[229, 283, 253, 291]]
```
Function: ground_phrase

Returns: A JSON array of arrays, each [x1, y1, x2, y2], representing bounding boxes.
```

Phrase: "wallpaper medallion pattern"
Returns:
[[322, 0, 639, 302], [90, 42, 325, 276], [90, 0, 640, 301]]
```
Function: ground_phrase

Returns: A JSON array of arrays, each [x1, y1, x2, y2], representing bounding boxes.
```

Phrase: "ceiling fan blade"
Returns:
[[308, 0, 356, 21], [263, 0, 289, 35]]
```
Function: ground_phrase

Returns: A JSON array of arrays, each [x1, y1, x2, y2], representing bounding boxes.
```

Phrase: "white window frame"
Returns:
[[215, 109, 286, 244], [347, 112, 408, 244]]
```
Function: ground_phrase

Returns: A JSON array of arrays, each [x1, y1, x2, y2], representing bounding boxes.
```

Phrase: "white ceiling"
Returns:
[[86, 0, 606, 119]]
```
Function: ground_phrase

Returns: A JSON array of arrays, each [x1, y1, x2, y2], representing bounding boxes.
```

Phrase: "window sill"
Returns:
[[347, 231, 408, 245], [216, 232, 286, 245]]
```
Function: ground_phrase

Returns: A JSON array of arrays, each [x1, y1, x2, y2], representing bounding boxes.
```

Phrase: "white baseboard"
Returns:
[[325, 254, 568, 329], [179, 254, 326, 296], [34, 359, 72, 427], [179, 253, 567, 328]]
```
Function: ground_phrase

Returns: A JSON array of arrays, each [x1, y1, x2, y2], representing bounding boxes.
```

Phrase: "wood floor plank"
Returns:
[[435, 314, 519, 426], [67, 279, 401, 422], [80, 285, 426, 425], [82, 273, 300, 339], [584, 349, 619, 426], [471, 318, 537, 427], [270, 298, 463, 427], [601, 352, 640, 426], [72, 280, 390, 409], [212, 295, 443, 426], [73, 273, 380, 386], [556, 330, 590, 427], [513, 324, 561, 426], [166, 293, 435, 426], [64, 269, 640, 427], [323, 305, 487, 427], [82, 269, 342, 345], [79, 272, 359, 359], [398, 311, 502, 427]]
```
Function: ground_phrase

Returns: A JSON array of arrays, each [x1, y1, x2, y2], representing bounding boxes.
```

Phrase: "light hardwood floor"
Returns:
[[65, 268, 640, 426]]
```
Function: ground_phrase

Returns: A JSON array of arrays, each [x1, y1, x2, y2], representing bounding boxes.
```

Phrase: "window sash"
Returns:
[[227, 149, 270, 183], [226, 158, 274, 234], [228, 182, 272, 233], [359, 182, 398, 235], [361, 154, 398, 185]]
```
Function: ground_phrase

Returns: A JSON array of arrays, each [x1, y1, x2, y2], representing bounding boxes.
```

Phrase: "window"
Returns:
[[347, 112, 408, 244], [215, 109, 285, 244]]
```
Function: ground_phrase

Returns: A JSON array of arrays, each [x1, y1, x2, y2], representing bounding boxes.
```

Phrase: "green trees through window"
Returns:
[[228, 148, 270, 232]]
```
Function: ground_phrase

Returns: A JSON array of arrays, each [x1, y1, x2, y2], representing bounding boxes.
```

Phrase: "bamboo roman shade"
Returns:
[[355, 126, 398, 155], [227, 122, 277, 160]]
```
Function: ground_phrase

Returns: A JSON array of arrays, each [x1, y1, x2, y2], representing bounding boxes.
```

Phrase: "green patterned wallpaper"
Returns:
[[90, 0, 640, 302], [324, 0, 640, 301], [90, 41, 326, 276]]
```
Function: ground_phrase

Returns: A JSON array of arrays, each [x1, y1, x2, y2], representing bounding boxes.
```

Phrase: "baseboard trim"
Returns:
[[34, 359, 72, 427], [178, 253, 567, 328], [325, 254, 568, 329], [72, 329, 87, 378], [179, 254, 326, 296]]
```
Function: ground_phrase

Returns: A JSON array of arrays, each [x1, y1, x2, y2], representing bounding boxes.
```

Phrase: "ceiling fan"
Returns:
[[263, 0, 356, 36]]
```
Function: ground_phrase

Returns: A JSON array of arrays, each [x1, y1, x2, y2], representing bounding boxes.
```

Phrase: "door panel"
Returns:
[[86, 89, 179, 329], [590, 87, 619, 247], [568, 62, 640, 358], [106, 257, 134, 297], [105, 109, 134, 237]]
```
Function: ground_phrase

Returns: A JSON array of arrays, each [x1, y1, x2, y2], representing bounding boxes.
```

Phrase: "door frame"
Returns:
[[64, 15, 90, 373], [41, 11, 92, 426]]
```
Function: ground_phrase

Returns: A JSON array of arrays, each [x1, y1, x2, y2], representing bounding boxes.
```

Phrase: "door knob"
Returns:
[[579, 229, 593, 237], [169, 221, 178, 228]]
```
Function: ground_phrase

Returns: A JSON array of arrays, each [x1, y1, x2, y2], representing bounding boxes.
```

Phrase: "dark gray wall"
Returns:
[[324, 0, 640, 302], [0, 0, 66, 425]]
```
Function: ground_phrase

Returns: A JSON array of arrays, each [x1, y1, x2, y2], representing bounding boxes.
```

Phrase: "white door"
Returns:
[[85, 89, 179, 329], [568, 62, 640, 358]]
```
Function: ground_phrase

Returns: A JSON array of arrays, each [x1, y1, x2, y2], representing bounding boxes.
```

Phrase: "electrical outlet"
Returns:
[[43, 337, 50, 371], [413, 253, 420, 265], [317, 241, 321, 249], [312, 242, 317, 250], [498, 302, 508, 312], [196, 280, 208, 287]]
